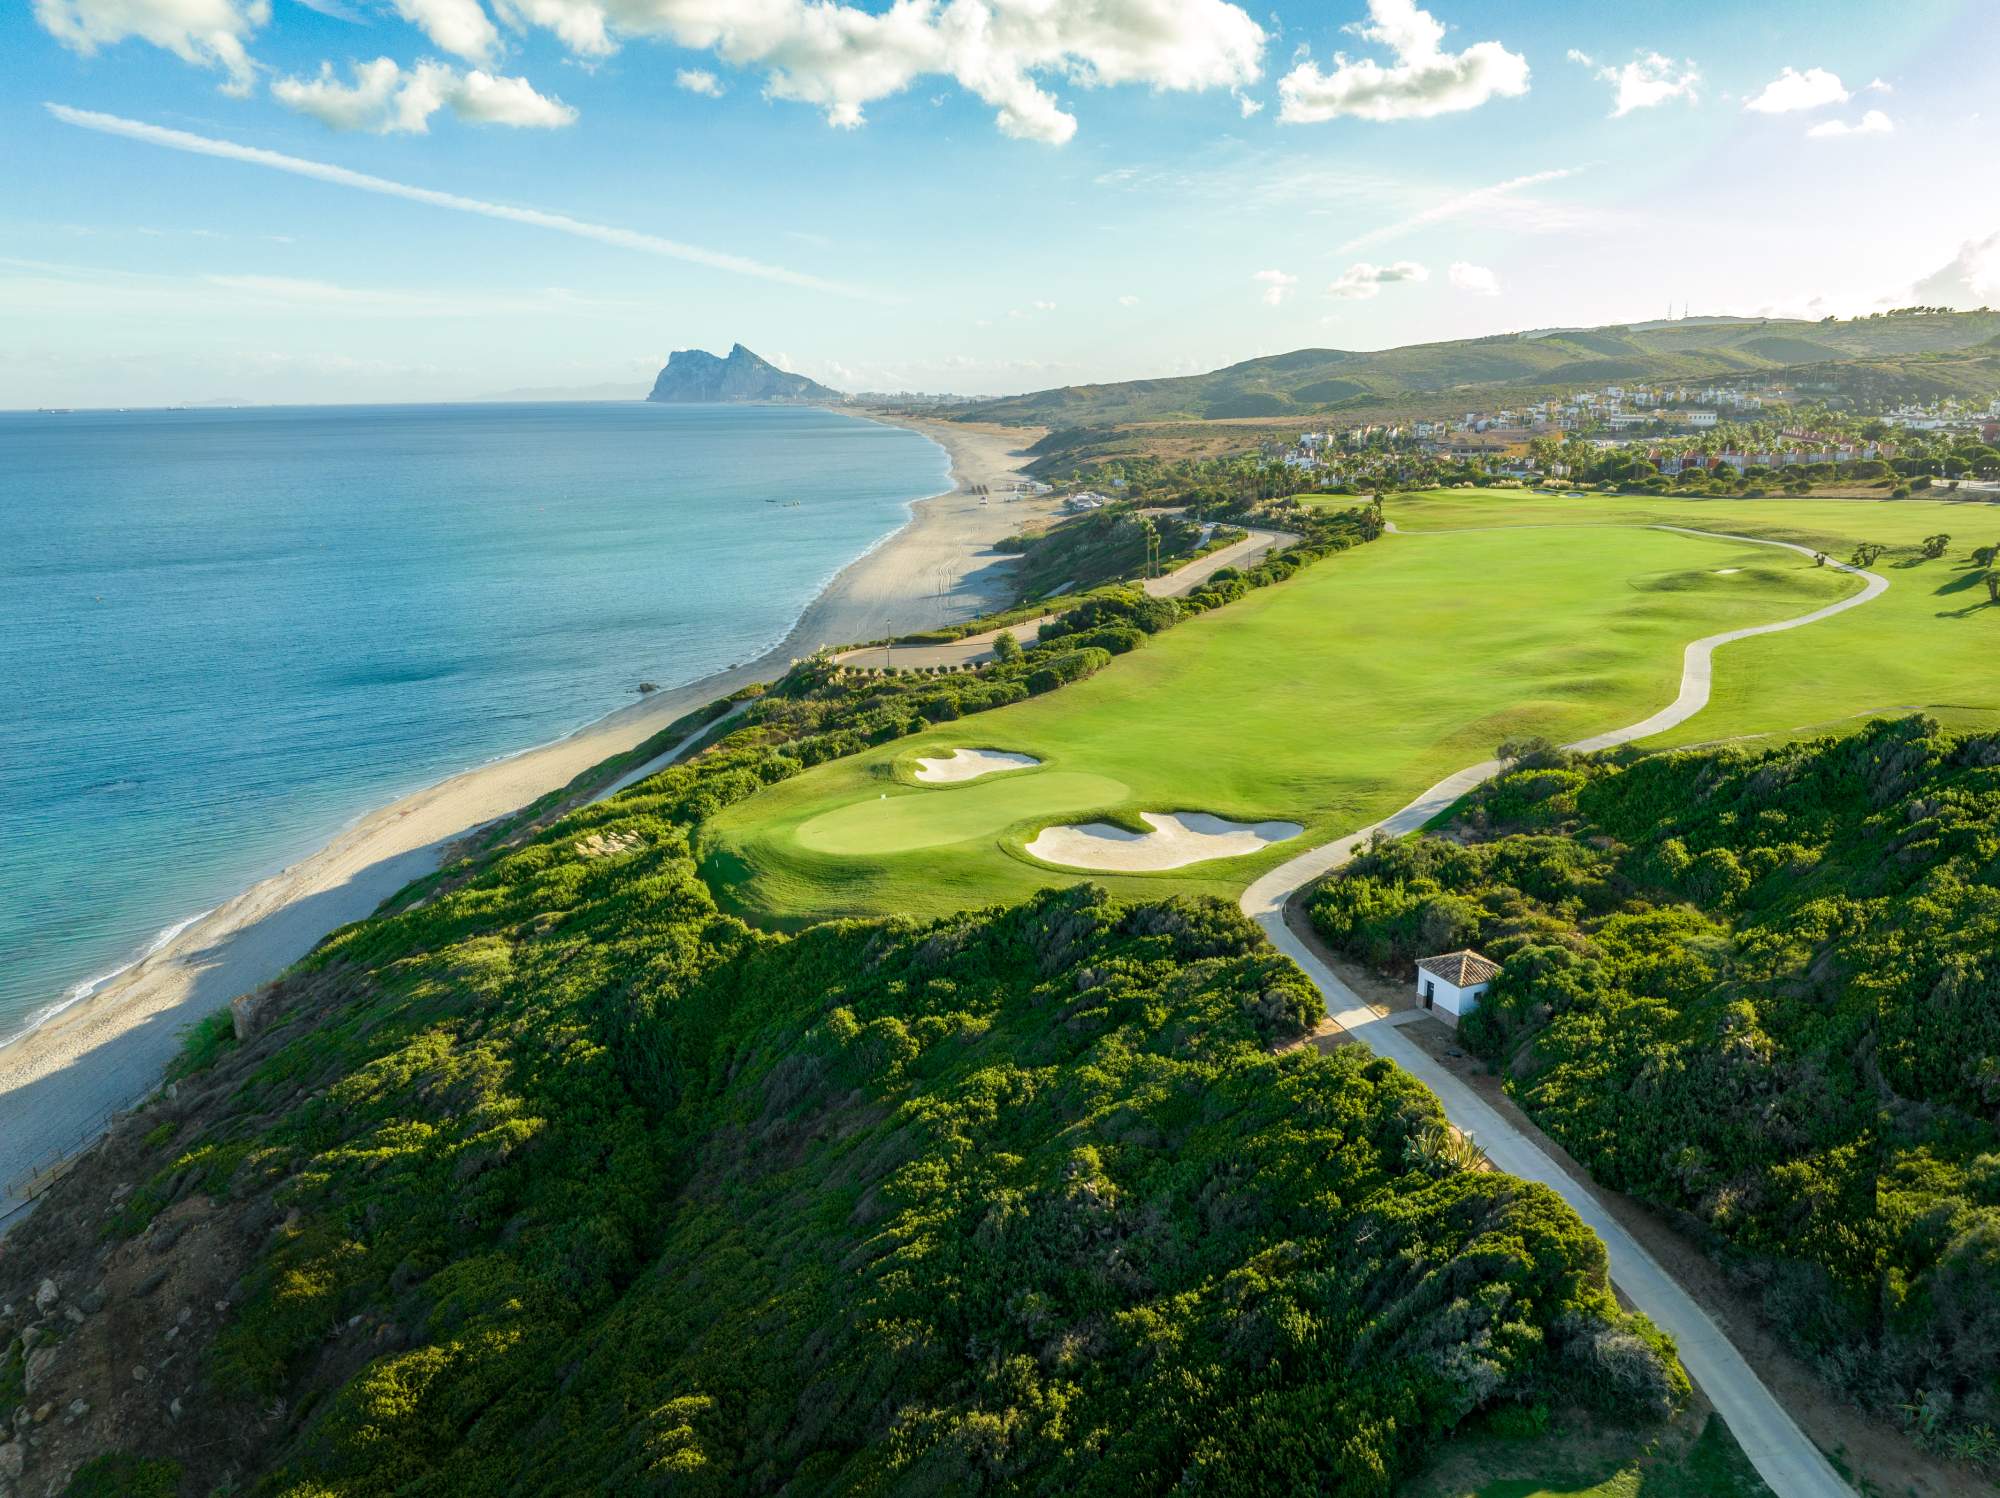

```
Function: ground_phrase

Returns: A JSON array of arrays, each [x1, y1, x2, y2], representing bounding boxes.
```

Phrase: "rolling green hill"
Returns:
[[958, 312, 2000, 428]]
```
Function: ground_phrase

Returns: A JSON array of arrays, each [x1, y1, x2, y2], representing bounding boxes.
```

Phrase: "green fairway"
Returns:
[[1366, 487, 2000, 745], [702, 517, 1861, 926], [795, 769, 1129, 853]]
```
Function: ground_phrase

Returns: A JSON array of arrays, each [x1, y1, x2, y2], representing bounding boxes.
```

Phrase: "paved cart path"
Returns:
[[1242, 525, 1887, 1498]]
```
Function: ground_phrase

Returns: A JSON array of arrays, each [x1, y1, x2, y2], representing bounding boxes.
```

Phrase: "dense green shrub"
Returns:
[[1026, 645, 1113, 694], [1305, 717, 2000, 1455], [1059, 623, 1145, 655]]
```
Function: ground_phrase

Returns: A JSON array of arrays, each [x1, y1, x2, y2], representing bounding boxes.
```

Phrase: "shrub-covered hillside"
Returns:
[[1304, 717, 2000, 1467], [0, 737, 1683, 1496]]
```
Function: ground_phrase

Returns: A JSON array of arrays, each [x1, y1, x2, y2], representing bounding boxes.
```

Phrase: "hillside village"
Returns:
[[1269, 379, 2000, 489]]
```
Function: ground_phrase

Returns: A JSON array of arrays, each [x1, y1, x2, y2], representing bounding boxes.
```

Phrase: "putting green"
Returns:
[[796, 770, 1129, 854], [702, 517, 1874, 927]]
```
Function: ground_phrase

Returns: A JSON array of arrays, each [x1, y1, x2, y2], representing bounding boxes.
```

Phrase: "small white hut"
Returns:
[[1414, 950, 1500, 1022]]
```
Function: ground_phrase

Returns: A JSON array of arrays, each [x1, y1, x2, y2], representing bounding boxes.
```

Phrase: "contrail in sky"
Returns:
[[1340, 167, 1582, 253], [45, 103, 893, 304]]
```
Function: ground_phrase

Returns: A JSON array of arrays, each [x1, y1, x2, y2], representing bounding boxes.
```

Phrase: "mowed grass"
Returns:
[[1371, 487, 2000, 746], [702, 520, 1858, 926]]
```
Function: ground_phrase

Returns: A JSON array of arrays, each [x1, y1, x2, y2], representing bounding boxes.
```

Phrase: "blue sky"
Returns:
[[4, 0, 1997, 405]]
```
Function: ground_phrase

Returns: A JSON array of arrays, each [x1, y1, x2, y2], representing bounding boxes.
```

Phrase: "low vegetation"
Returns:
[[1304, 718, 2000, 1469], [2, 724, 1681, 1495]]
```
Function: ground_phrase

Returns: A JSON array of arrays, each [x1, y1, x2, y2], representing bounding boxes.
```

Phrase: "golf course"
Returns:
[[693, 487, 1999, 928], [1377, 488, 2000, 746]]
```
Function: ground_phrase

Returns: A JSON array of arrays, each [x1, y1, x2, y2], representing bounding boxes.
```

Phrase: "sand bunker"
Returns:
[[1714, 567, 1743, 575], [912, 748, 1042, 783], [1025, 811, 1303, 872]]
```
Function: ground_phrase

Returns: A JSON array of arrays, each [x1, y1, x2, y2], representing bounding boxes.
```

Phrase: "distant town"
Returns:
[[1266, 381, 2000, 491]]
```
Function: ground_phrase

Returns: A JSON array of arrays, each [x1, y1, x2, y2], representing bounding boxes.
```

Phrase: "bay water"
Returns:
[[0, 401, 947, 1046]]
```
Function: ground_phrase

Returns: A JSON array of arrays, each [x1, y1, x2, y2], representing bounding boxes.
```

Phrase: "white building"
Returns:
[[1415, 950, 1501, 1022], [1685, 410, 1719, 429]]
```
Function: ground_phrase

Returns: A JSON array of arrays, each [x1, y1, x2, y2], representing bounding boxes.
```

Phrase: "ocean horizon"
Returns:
[[0, 401, 949, 1048]]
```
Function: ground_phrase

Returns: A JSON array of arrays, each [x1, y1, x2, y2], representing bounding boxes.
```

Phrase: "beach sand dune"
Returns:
[[0, 415, 1048, 1225]]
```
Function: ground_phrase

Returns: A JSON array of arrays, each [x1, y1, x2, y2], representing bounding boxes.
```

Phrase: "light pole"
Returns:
[[883, 617, 892, 672]]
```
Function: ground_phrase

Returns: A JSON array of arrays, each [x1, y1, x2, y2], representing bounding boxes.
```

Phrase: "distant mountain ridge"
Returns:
[[958, 311, 2000, 426], [647, 344, 841, 404]]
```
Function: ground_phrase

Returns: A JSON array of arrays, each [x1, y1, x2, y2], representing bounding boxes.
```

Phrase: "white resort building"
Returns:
[[1414, 950, 1500, 1022]]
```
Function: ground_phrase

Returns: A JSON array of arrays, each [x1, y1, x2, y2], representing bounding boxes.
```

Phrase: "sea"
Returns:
[[0, 401, 949, 1048]]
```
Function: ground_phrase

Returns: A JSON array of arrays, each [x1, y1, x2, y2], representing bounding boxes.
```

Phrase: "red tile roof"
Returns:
[[1416, 950, 1500, 987]]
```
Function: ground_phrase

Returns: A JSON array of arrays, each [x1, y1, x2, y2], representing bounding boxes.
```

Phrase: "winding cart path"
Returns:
[[1242, 525, 1888, 1498]]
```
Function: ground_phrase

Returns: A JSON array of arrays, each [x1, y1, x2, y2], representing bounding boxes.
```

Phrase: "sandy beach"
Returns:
[[0, 411, 1049, 1221]]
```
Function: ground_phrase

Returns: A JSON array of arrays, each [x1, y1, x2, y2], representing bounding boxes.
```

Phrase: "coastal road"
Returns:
[[592, 702, 751, 803], [1241, 526, 1887, 1498], [833, 523, 1298, 670]]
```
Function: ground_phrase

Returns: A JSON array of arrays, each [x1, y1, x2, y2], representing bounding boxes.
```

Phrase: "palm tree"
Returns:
[[1404, 1122, 1485, 1176]]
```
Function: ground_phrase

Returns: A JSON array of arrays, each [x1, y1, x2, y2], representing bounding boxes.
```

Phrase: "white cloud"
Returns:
[[1564, 48, 1592, 67], [388, 0, 497, 62], [1252, 267, 1297, 305], [1117, 293, 1140, 306], [1236, 89, 1263, 117], [1032, 299, 1056, 310], [1327, 259, 1427, 299], [1806, 109, 1893, 139], [1448, 260, 1498, 295], [1341, 166, 1576, 251], [449, 67, 578, 126], [489, 0, 1267, 143], [1911, 232, 2000, 309], [675, 67, 722, 96], [1276, 0, 1528, 124], [39, 0, 1270, 145], [1588, 51, 1699, 117], [32, 0, 267, 93], [47, 103, 888, 300], [1865, 76, 1893, 94], [273, 58, 577, 132], [1744, 65, 1848, 114]]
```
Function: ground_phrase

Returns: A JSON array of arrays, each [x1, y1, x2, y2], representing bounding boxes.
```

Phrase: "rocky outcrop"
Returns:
[[645, 344, 840, 404]]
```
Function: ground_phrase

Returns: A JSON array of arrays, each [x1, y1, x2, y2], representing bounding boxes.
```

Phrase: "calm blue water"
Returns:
[[0, 402, 947, 1044]]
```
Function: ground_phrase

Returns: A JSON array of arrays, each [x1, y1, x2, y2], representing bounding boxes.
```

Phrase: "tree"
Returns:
[[1852, 543, 1886, 567], [1922, 533, 1952, 559], [991, 630, 1022, 664], [1813, 552, 1830, 568], [1988, 570, 2000, 605]]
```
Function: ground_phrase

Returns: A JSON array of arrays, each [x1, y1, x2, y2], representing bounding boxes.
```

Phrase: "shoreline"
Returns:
[[0, 409, 1049, 1218]]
